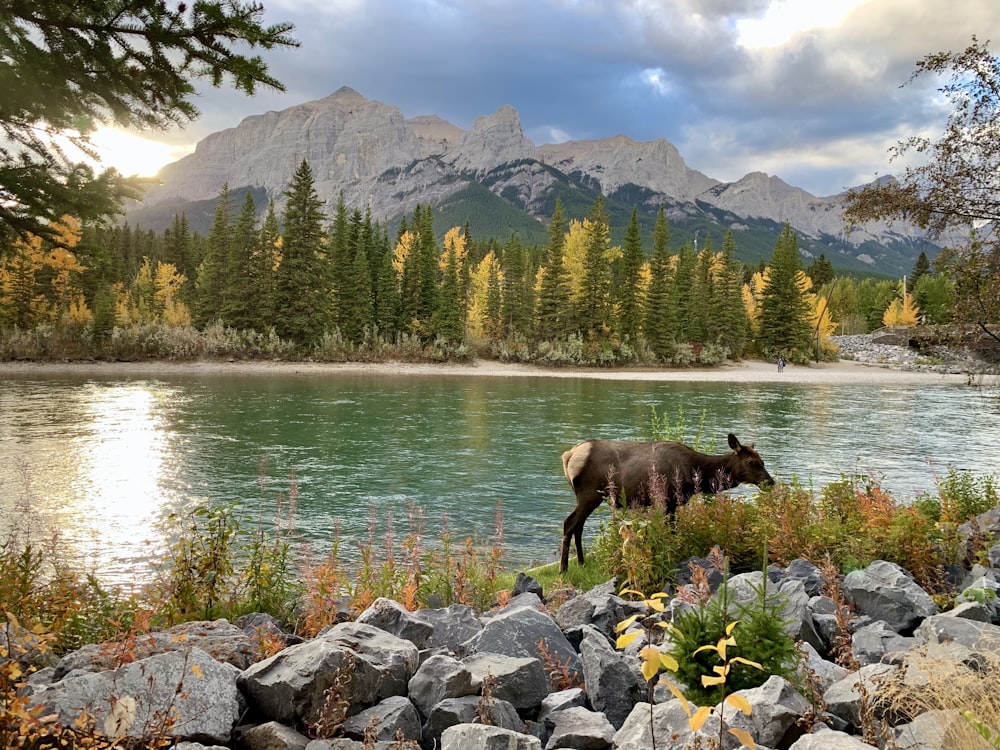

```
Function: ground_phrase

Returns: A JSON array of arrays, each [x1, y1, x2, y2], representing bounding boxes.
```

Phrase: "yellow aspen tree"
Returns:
[[63, 293, 93, 327], [883, 295, 921, 326], [438, 227, 467, 270], [155, 262, 191, 326], [392, 231, 414, 276], [466, 250, 503, 341], [0, 233, 48, 327], [112, 281, 133, 325], [742, 270, 768, 335], [561, 218, 622, 305]]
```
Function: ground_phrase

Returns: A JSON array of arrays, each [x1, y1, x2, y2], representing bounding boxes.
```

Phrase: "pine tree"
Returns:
[[575, 196, 612, 336], [254, 200, 281, 331], [328, 194, 351, 328], [223, 190, 260, 330], [374, 236, 400, 337], [535, 199, 571, 340], [485, 253, 503, 344], [616, 207, 645, 341], [710, 231, 750, 355], [501, 234, 532, 340], [644, 206, 675, 359], [672, 241, 697, 341], [194, 184, 233, 326], [399, 205, 439, 336], [806, 254, 835, 287], [339, 207, 373, 345], [687, 236, 714, 343], [758, 223, 814, 360], [433, 229, 465, 343], [911, 251, 931, 286], [273, 160, 331, 348], [164, 214, 195, 286]]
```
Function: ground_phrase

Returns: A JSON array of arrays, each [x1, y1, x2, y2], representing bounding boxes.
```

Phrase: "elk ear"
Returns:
[[728, 433, 740, 451]]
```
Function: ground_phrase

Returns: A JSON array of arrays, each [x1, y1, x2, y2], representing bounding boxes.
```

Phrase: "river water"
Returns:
[[1, 369, 997, 585]]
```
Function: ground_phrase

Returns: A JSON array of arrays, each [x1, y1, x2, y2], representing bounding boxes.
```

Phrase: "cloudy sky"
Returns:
[[100, 0, 999, 198]]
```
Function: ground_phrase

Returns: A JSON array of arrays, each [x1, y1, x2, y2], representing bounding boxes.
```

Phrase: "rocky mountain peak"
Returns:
[[446, 105, 535, 173], [129, 87, 936, 276]]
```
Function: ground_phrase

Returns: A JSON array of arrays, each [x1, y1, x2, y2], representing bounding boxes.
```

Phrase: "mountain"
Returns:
[[129, 86, 939, 276]]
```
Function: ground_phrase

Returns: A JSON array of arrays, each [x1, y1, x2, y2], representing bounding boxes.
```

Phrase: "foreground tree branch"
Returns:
[[844, 36, 1000, 345], [0, 0, 298, 246]]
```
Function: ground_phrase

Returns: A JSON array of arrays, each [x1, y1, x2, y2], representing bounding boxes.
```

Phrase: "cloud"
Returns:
[[135, 0, 1000, 197]]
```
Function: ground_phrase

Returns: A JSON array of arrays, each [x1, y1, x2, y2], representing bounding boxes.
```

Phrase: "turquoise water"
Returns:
[[1, 370, 996, 583]]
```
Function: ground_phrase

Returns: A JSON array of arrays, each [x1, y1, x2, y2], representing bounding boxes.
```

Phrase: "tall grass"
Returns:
[[589, 470, 994, 597]]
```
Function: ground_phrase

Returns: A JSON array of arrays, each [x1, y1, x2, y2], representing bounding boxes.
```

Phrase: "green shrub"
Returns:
[[667, 570, 798, 705], [590, 502, 680, 593], [937, 468, 998, 524]]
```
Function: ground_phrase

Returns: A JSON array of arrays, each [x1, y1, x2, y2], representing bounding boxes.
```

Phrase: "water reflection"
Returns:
[[0, 381, 180, 581], [2, 373, 999, 587]]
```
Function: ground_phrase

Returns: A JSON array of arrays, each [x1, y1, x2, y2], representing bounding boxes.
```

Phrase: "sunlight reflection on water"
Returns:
[[2, 373, 999, 587]]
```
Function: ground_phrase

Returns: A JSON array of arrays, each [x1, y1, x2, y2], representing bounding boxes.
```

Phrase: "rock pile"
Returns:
[[831, 334, 977, 374], [11, 508, 1000, 749]]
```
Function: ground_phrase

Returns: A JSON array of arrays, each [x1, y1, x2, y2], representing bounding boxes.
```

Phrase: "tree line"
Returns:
[[0, 158, 950, 365]]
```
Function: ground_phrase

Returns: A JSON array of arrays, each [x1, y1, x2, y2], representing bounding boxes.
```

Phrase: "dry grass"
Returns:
[[879, 638, 1000, 749]]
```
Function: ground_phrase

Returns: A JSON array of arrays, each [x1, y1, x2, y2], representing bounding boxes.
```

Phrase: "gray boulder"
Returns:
[[893, 708, 993, 749], [467, 604, 582, 682], [462, 651, 550, 712], [553, 579, 642, 640], [441, 724, 541, 750], [355, 597, 434, 649], [945, 600, 993, 623], [238, 720, 310, 750], [612, 701, 735, 750], [787, 724, 879, 748], [421, 695, 522, 746], [238, 621, 419, 727], [407, 653, 478, 715], [725, 675, 810, 749], [823, 662, 897, 729], [770, 558, 825, 596], [2, 617, 58, 671], [536, 688, 588, 745], [342, 695, 421, 742], [953, 577, 1000, 624], [54, 618, 257, 677], [30, 647, 240, 743], [544, 706, 614, 750], [513, 572, 545, 598], [797, 640, 850, 693], [842, 561, 937, 634], [578, 626, 644, 730], [959, 506, 1000, 541], [914, 612, 1000, 650], [411, 604, 483, 653], [851, 620, 916, 665]]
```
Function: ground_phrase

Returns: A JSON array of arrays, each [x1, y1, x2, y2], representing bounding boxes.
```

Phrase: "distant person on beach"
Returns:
[[777, 357, 786, 372]]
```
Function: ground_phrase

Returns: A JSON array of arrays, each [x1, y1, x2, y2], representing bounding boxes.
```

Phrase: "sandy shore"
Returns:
[[0, 357, 974, 385]]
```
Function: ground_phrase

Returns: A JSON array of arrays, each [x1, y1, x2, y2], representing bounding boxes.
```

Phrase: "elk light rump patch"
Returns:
[[559, 433, 774, 572]]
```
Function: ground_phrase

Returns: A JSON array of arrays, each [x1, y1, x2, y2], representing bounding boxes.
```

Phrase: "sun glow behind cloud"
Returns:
[[89, 127, 193, 177], [735, 0, 870, 49]]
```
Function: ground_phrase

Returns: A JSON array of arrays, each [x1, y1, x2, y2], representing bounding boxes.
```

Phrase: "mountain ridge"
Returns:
[[131, 86, 937, 276]]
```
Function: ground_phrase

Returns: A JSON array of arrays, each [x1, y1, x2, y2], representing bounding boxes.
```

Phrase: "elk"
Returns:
[[559, 433, 774, 572]]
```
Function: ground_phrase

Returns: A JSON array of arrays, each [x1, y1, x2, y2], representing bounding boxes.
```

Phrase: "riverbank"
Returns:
[[0, 355, 975, 385]]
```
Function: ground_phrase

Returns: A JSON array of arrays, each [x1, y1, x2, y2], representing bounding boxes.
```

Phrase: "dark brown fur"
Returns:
[[559, 433, 774, 572]]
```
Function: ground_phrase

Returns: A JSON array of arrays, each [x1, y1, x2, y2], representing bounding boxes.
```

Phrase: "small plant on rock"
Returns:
[[678, 620, 761, 750], [615, 589, 679, 750], [616, 588, 761, 749]]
